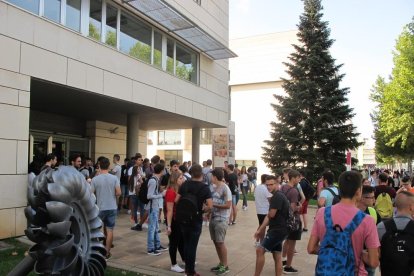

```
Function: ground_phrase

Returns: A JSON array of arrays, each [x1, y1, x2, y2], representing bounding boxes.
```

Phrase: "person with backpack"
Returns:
[[253, 174, 289, 276], [165, 171, 186, 273], [374, 173, 396, 219], [175, 164, 212, 276], [357, 185, 382, 276], [280, 169, 302, 274], [317, 171, 340, 208], [146, 163, 168, 256], [307, 170, 380, 276], [377, 191, 414, 276], [299, 170, 315, 232]]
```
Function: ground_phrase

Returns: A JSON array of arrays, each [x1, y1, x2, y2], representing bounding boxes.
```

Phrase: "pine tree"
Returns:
[[262, 0, 360, 180]]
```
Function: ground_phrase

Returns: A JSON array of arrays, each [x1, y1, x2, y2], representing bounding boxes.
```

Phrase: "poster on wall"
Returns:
[[212, 121, 235, 168]]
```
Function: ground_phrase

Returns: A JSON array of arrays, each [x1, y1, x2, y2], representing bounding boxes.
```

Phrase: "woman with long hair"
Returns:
[[165, 171, 186, 273], [240, 166, 249, 210]]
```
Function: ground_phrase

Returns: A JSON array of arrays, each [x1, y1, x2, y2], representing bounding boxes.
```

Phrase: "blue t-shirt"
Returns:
[[319, 186, 339, 207]]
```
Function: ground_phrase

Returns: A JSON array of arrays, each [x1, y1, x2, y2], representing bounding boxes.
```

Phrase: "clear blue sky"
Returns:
[[229, 0, 414, 141]]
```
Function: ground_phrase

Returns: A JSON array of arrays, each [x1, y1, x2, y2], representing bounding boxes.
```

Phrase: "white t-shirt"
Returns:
[[211, 183, 232, 221], [111, 163, 122, 180], [254, 184, 273, 215]]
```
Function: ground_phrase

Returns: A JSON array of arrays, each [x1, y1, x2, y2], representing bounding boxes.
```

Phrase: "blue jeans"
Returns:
[[147, 208, 160, 251], [180, 222, 202, 275]]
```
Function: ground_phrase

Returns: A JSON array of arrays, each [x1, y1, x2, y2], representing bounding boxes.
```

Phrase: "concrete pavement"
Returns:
[[108, 202, 318, 275]]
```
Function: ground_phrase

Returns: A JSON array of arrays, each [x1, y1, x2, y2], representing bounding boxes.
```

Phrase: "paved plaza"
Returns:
[[108, 203, 318, 276]]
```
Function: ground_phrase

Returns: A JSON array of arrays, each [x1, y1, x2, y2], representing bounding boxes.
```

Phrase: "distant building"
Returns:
[[229, 31, 298, 176]]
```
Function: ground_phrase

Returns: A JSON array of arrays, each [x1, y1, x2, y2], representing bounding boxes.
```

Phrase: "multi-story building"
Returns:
[[229, 31, 298, 176], [0, 0, 235, 238]]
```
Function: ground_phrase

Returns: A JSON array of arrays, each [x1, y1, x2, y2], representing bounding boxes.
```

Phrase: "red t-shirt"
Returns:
[[311, 203, 380, 276], [165, 188, 177, 219]]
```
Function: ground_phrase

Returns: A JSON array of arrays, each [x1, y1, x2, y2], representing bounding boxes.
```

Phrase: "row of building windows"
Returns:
[[147, 129, 212, 146], [7, 0, 199, 84]]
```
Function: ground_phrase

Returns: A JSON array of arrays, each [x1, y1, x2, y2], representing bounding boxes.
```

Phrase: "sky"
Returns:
[[229, 0, 414, 142]]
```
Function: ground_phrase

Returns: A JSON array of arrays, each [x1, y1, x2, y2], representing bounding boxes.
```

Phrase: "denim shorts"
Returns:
[[260, 231, 287, 253], [232, 195, 237, 205], [99, 209, 117, 229]]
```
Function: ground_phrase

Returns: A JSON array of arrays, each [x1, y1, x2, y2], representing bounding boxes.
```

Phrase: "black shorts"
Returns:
[[260, 231, 287, 253]]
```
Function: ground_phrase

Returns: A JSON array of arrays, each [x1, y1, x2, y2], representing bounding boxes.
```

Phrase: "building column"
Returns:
[[127, 114, 140, 158], [192, 127, 200, 164]]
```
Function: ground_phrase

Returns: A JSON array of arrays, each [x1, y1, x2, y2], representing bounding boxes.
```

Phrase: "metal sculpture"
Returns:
[[8, 166, 107, 276]]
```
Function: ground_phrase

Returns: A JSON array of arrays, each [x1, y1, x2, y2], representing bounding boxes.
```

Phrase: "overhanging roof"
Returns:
[[123, 0, 237, 60]]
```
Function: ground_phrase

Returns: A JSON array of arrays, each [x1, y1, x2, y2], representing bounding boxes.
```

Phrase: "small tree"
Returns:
[[262, 0, 360, 181]]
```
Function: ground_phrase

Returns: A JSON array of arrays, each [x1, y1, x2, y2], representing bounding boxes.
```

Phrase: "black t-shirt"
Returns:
[[268, 191, 289, 235], [227, 172, 238, 195], [178, 180, 212, 222]]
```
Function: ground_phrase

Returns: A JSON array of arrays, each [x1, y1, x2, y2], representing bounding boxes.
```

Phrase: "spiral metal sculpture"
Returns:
[[9, 166, 107, 276]]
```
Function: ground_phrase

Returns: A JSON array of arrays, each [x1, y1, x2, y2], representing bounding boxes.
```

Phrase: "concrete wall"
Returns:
[[0, 0, 231, 238], [1, 1, 230, 127], [0, 57, 30, 238]]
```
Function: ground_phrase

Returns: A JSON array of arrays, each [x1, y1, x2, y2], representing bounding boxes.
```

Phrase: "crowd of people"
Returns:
[[28, 154, 414, 276]]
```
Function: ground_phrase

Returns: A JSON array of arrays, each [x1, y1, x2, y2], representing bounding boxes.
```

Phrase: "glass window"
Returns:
[[44, 0, 61, 23], [66, 0, 81, 32], [176, 43, 198, 83], [7, 0, 40, 14], [89, 0, 102, 41], [120, 11, 152, 63], [158, 130, 181, 145], [166, 38, 174, 74], [153, 31, 162, 69], [105, 4, 117, 48]]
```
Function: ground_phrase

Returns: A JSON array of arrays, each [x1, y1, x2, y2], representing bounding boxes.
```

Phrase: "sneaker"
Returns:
[[282, 260, 287, 267], [105, 252, 112, 260], [283, 266, 299, 274], [210, 264, 222, 272], [156, 245, 168, 252], [302, 228, 308, 232], [131, 224, 142, 231], [142, 223, 148, 229], [216, 265, 230, 275], [147, 250, 161, 256], [171, 264, 185, 273]]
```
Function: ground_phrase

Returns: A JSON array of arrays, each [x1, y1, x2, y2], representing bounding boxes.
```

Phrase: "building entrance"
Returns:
[[30, 132, 90, 165]]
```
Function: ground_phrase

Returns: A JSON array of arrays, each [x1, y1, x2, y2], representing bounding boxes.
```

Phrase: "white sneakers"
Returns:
[[171, 264, 185, 273]]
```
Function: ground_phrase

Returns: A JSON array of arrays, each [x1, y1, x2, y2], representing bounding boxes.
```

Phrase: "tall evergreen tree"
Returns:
[[262, 0, 360, 180]]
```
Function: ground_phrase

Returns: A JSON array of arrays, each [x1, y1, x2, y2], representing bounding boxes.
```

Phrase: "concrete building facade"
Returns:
[[229, 31, 298, 176], [0, 0, 234, 238]]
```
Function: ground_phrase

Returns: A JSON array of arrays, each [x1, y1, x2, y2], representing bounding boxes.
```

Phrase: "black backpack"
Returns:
[[380, 219, 414, 276], [138, 176, 155, 204], [175, 184, 202, 225], [300, 178, 315, 200], [325, 187, 341, 205]]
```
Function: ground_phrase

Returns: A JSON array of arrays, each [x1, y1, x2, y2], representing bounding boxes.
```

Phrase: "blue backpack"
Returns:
[[315, 206, 365, 276]]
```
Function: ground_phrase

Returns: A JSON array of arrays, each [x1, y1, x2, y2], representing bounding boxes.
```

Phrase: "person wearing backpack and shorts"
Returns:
[[377, 191, 414, 276], [254, 175, 289, 276], [317, 171, 339, 208], [280, 169, 302, 274], [374, 173, 396, 219], [308, 171, 380, 276], [175, 164, 212, 276]]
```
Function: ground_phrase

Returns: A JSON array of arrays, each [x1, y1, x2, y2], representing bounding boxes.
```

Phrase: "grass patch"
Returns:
[[0, 238, 143, 276]]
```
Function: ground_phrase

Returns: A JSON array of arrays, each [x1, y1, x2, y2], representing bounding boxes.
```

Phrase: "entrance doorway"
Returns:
[[30, 132, 90, 165]]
